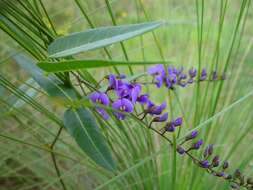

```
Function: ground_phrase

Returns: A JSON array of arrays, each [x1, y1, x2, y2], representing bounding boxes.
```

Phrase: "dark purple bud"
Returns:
[[212, 155, 220, 167], [200, 68, 207, 81], [192, 139, 203, 149], [186, 130, 198, 141], [203, 144, 213, 158], [177, 146, 185, 155], [174, 117, 183, 126], [153, 112, 168, 122], [199, 160, 210, 168], [165, 122, 175, 132], [215, 172, 225, 177], [187, 78, 194, 84], [189, 68, 197, 78], [147, 102, 167, 115], [223, 161, 229, 170], [212, 71, 218, 80]]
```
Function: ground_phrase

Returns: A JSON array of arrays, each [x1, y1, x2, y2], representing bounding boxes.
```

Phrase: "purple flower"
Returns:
[[186, 130, 198, 141], [89, 92, 110, 120], [173, 117, 183, 126], [112, 98, 134, 120], [137, 94, 149, 104], [177, 146, 185, 155], [200, 160, 210, 168], [200, 68, 207, 81], [148, 64, 166, 88], [192, 139, 203, 149], [153, 112, 168, 122], [116, 83, 142, 103], [147, 101, 166, 115]]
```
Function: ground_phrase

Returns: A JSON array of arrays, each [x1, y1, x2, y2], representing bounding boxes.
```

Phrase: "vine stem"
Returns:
[[50, 126, 67, 190]]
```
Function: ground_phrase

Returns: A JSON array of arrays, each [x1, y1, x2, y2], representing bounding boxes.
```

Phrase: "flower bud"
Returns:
[[165, 122, 175, 132], [215, 172, 225, 177], [223, 161, 229, 170], [212, 155, 220, 167], [176, 146, 185, 155], [203, 144, 213, 158], [185, 130, 198, 141], [174, 117, 183, 126], [199, 160, 210, 168], [192, 139, 203, 150]]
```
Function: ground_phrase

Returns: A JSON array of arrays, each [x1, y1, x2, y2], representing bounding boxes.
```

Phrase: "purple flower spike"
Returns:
[[137, 94, 149, 105], [112, 98, 134, 120], [200, 68, 207, 81], [174, 117, 183, 127], [147, 102, 167, 115], [89, 92, 110, 120], [200, 160, 210, 168], [148, 64, 166, 88], [177, 146, 185, 155], [193, 139, 203, 149], [186, 130, 198, 140], [153, 112, 168, 122]]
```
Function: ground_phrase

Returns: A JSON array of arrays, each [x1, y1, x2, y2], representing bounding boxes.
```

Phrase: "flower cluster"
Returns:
[[89, 72, 168, 123], [148, 64, 225, 89], [85, 64, 251, 189]]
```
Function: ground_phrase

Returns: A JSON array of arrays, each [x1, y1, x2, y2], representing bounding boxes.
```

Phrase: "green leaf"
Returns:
[[13, 54, 77, 99], [63, 107, 116, 171], [37, 59, 171, 73], [48, 21, 163, 58]]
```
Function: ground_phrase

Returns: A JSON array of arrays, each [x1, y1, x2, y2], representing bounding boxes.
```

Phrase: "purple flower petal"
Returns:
[[112, 98, 134, 120], [148, 64, 166, 76], [89, 92, 109, 106], [137, 94, 149, 104], [131, 84, 141, 103]]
